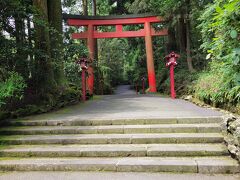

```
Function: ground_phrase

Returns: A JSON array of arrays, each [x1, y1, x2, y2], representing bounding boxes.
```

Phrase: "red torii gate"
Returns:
[[63, 14, 168, 94]]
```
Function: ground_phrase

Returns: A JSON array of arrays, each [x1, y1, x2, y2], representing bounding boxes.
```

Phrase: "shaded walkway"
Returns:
[[114, 85, 136, 95], [22, 85, 221, 122]]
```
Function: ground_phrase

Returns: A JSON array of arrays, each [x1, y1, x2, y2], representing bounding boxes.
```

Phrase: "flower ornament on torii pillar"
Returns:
[[63, 14, 168, 95]]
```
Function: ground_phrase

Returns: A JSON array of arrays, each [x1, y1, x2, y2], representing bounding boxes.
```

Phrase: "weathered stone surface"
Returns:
[[236, 151, 240, 161], [228, 145, 238, 155], [147, 144, 228, 157], [0, 157, 238, 173], [0, 133, 224, 145], [149, 124, 221, 133], [0, 158, 118, 171], [195, 157, 240, 173], [222, 115, 240, 163], [184, 95, 193, 101], [97, 125, 124, 134], [123, 125, 150, 133], [229, 120, 240, 134], [116, 157, 197, 173], [1, 117, 224, 127], [0, 123, 221, 135], [131, 133, 223, 144], [235, 127, 240, 146], [0, 144, 228, 158], [177, 117, 222, 124]]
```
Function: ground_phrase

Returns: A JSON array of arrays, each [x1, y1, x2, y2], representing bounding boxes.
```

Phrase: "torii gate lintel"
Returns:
[[64, 14, 168, 94]]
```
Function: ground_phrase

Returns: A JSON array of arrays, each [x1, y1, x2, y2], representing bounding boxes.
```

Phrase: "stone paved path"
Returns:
[[17, 85, 221, 121]]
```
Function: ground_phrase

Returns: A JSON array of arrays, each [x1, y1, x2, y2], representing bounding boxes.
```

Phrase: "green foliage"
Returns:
[[199, 0, 240, 63], [95, 38, 129, 93], [0, 0, 86, 119], [63, 41, 88, 85], [0, 72, 26, 107], [123, 48, 141, 83], [194, 61, 240, 109], [194, 0, 240, 112], [64, 61, 82, 84], [57, 84, 81, 106]]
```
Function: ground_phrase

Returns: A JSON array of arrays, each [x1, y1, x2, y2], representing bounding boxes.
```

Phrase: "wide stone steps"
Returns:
[[0, 133, 224, 145], [0, 116, 239, 174], [0, 117, 222, 126], [0, 157, 238, 173], [0, 123, 221, 135], [0, 144, 228, 157]]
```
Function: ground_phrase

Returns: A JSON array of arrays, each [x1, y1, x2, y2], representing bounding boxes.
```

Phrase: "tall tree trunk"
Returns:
[[167, 27, 177, 52], [92, 0, 96, 15], [27, 16, 33, 79], [186, 16, 195, 72], [177, 13, 186, 53], [82, 0, 88, 41], [82, 0, 88, 15], [92, 0, 97, 60], [185, 0, 195, 72], [33, 0, 56, 95], [47, 0, 66, 86], [92, 0, 99, 94], [15, 14, 28, 79], [27, 16, 32, 47]]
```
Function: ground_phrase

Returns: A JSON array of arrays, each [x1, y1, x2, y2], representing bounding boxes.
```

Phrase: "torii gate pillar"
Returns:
[[145, 21, 156, 92], [87, 24, 94, 95]]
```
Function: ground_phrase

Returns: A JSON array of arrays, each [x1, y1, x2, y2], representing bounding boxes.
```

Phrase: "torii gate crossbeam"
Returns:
[[63, 14, 168, 94]]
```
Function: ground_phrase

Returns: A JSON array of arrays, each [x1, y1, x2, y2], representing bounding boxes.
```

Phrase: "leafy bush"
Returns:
[[64, 61, 82, 85], [0, 72, 26, 107], [58, 84, 81, 106], [194, 61, 240, 109], [194, 0, 240, 112], [199, 0, 240, 62], [159, 68, 197, 96]]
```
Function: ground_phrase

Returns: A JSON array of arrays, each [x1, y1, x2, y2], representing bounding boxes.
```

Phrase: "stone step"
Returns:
[[0, 157, 238, 173], [0, 133, 224, 145], [0, 124, 221, 135], [1, 117, 222, 126], [0, 144, 228, 157]]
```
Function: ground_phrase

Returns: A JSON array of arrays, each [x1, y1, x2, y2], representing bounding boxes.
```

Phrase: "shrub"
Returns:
[[0, 71, 26, 107], [194, 0, 240, 113], [193, 61, 240, 112]]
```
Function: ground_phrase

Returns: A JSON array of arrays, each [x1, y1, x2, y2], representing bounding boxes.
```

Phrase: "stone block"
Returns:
[[117, 158, 197, 173], [196, 157, 240, 174]]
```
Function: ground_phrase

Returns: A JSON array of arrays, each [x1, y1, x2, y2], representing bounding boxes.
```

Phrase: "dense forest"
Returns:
[[0, 0, 239, 120]]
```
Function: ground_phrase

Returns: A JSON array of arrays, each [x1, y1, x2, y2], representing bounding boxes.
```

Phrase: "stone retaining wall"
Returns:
[[222, 115, 240, 162]]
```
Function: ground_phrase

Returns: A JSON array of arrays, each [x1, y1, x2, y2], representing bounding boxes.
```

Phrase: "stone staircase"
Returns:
[[0, 116, 239, 173]]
